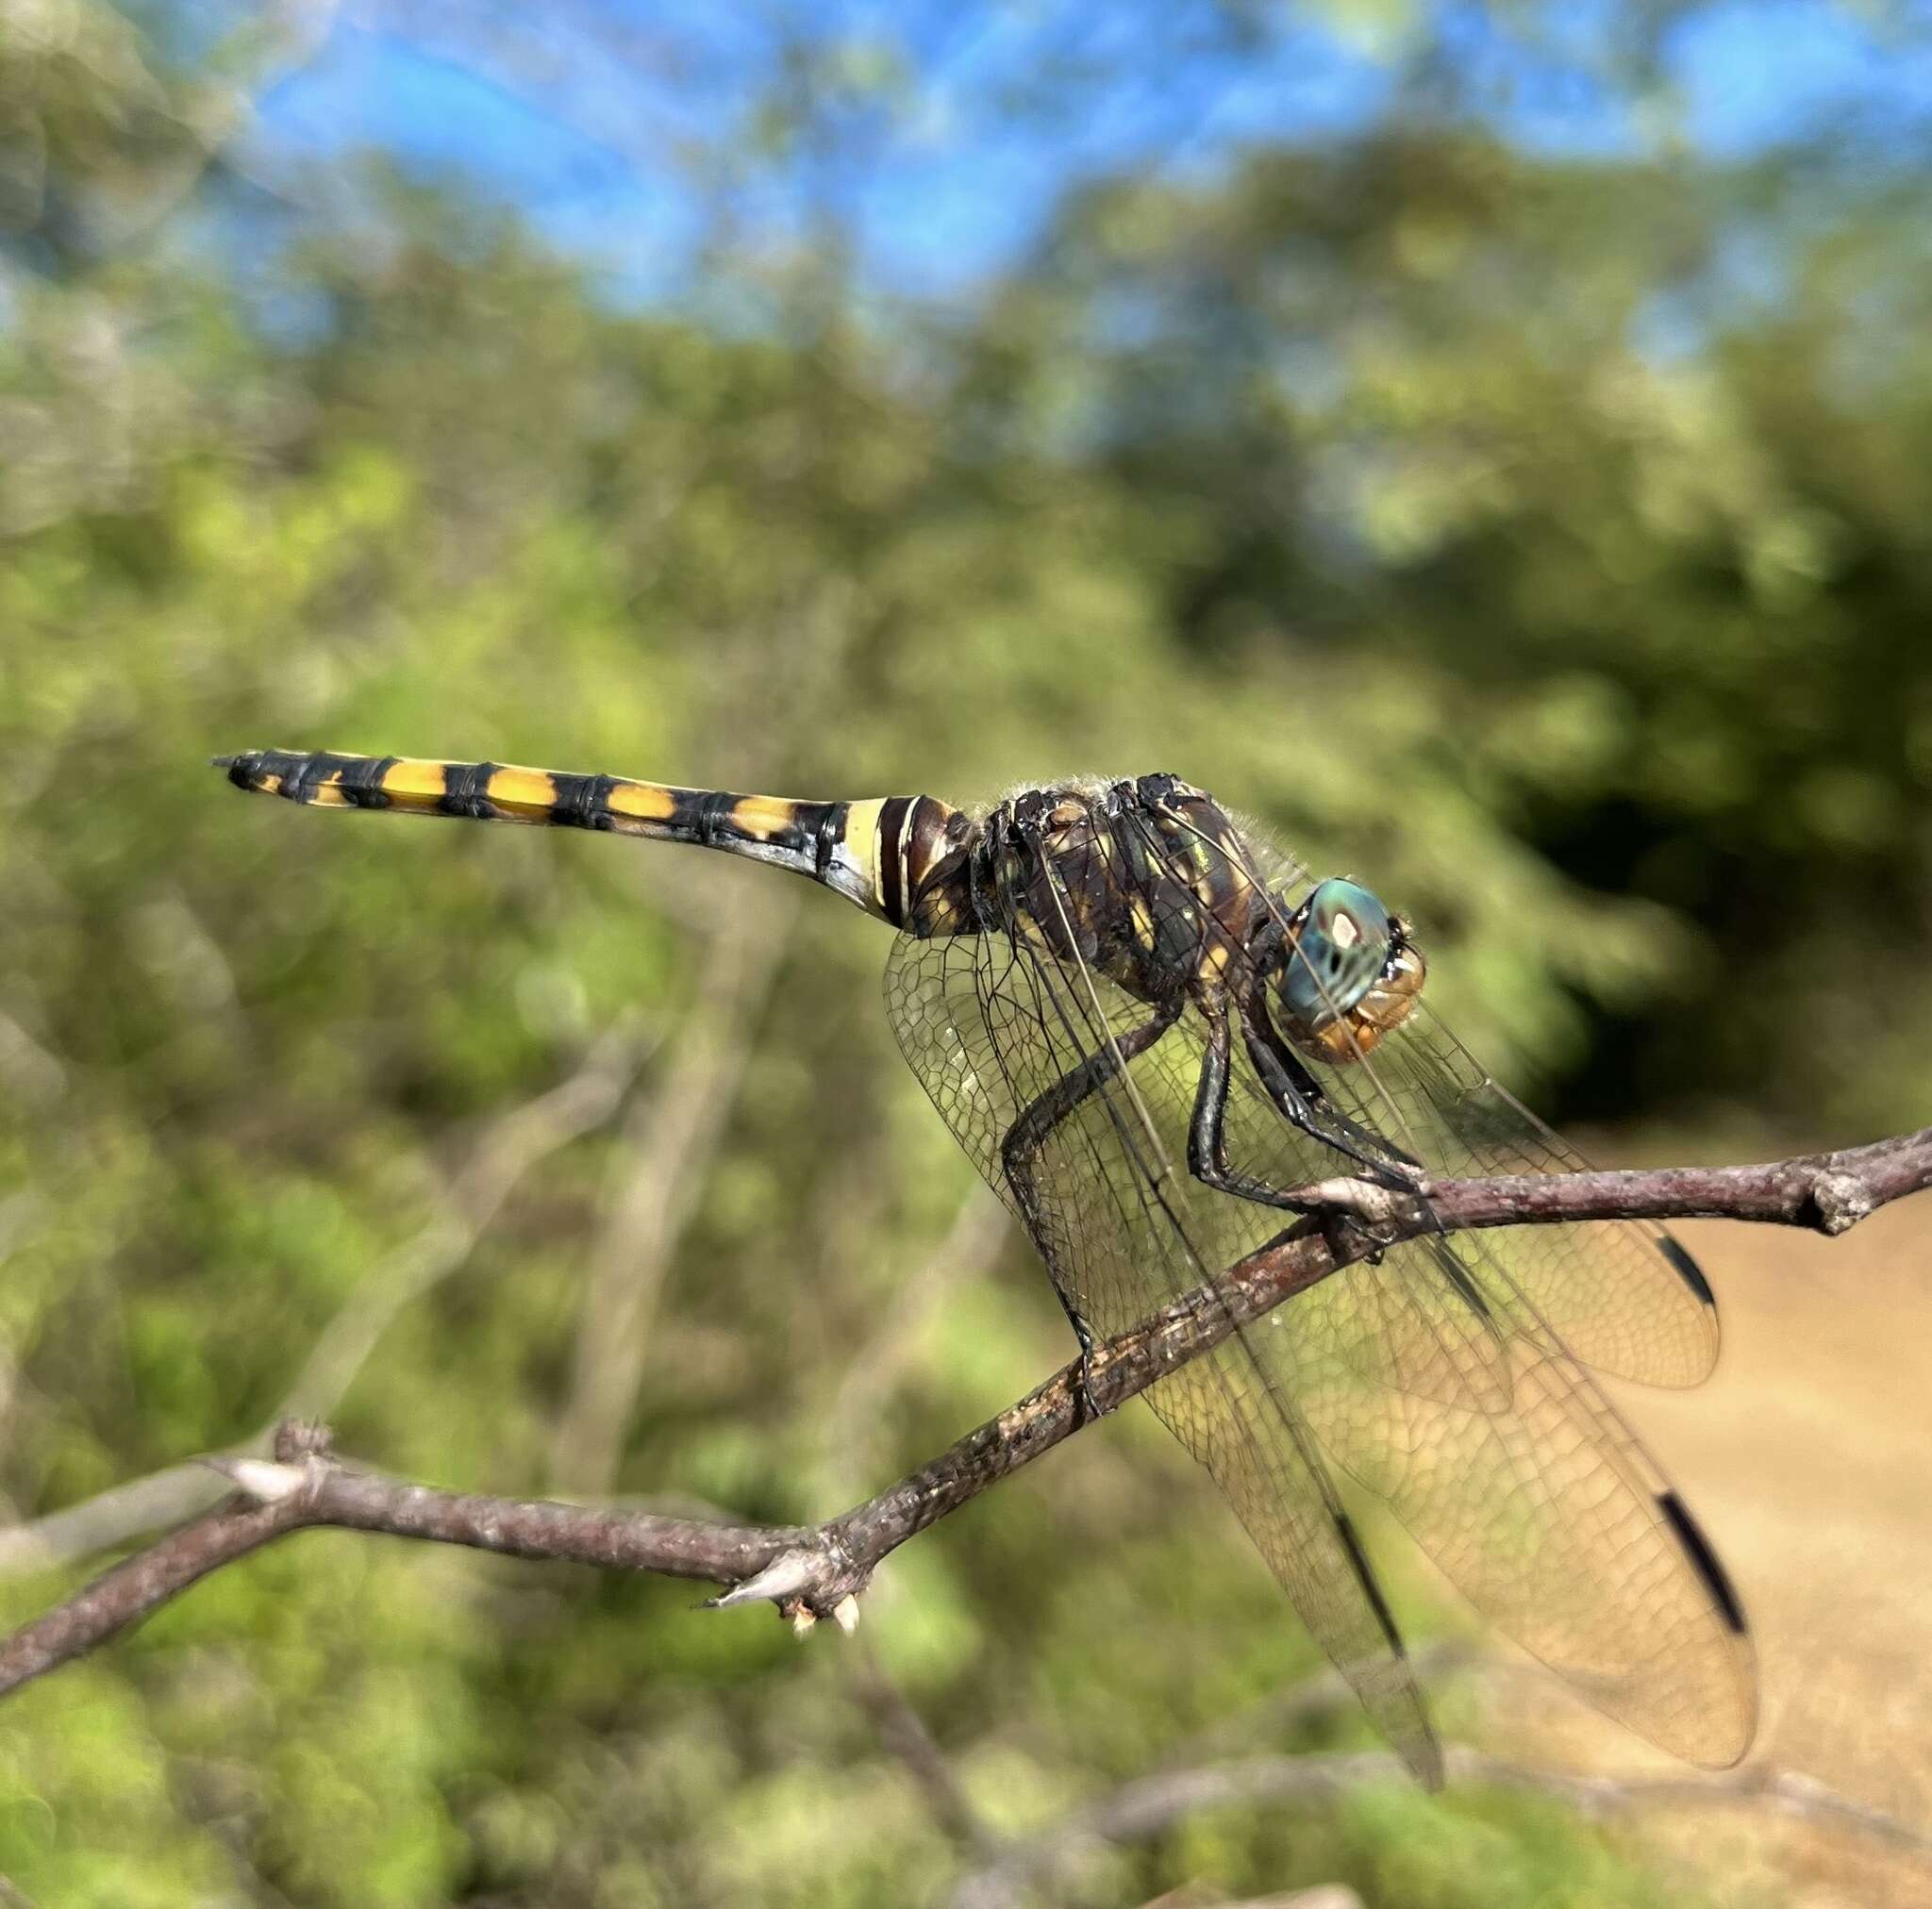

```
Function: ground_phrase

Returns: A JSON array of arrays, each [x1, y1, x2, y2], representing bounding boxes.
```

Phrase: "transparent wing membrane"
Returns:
[[886, 926, 1444, 1781], [1350, 1004, 1722, 1387], [885, 784, 1753, 1773], [1217, 834, 1722, 1389]]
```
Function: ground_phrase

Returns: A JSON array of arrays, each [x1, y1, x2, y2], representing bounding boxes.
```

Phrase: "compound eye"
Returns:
[[1279, 878, 1395, 1029]]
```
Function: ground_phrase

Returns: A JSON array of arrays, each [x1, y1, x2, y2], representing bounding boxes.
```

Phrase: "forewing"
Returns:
[[882, 800, 1753, 1770], [1354, 1004, 1721, 1386], [883, 923, 1442, 1783], [1130, 810, 1756, 1762], [1221, 831, 1719, 1389]]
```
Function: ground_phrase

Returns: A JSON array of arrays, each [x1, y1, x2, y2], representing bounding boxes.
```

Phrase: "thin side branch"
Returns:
[[949, 1748, 1932, 1909], [1, 1126, 1926, 1706], [1298, 1123, 1932, 1238], [550, 888, 795, 1491]]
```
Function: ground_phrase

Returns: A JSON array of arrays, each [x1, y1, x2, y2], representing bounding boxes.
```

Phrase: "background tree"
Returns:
[[1, 3, 1928, 1903]]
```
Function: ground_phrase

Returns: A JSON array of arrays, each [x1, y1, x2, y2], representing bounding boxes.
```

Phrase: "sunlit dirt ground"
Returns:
[[1481, 1194, 1932, 1907]]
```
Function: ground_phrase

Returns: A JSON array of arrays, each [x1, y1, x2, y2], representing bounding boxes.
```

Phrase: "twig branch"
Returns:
[[0, 1460, 233, 1585], [1, 1127, 1926, 1705], [845, 1637, 1001, 1857], [811, 1187, 1010, 1501], [1297, 1123, 1932, 1238], [549, 888, 796, 1491], [947, 1747, 1932, 1909], [0, 1419, 803, 1700], [283, 1017, 648, 1419]]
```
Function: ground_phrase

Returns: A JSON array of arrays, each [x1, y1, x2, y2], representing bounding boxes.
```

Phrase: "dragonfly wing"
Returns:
[[894, 799, 1757, 1769], [1208, 827, 1719, 1388], [882, 918, 1510, 1423], [1199, 1003, 1757, 1763], [883, 924, 1443, 1782], [1325, 1003, 1722, 1387], [1302, 1311, 1757, 1763]]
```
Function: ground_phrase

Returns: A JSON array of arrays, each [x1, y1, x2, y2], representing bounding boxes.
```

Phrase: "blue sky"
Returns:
[[243, 0, 1932, 305]]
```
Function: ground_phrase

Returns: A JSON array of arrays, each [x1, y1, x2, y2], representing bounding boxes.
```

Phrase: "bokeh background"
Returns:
[[3, 3, 1931, 1904]]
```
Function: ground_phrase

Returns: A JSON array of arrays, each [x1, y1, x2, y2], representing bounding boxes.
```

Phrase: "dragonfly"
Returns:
[[215, 748, 1756, 1784]]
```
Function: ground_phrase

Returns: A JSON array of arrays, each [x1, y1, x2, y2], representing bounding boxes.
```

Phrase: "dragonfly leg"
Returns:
[[1188, 1006, 1319, 1208], [1196, 1011, 1426, 1276], [1239, 1000, 1423, 1190], [1000, 1000, 1183, 1419], [1188, 1005, 1399, 1271]]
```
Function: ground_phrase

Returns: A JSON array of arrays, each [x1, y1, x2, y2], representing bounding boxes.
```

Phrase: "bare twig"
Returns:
[[846, 1637, 1001, 1857], [1294, 1123, 1932, 1238], [1157, 1639, 1485, 1772], [812, 1187, 1011, 1499], [283, 1018, 647, 1419], [0, 1460, 232, 1583], [1467, 1754, 1932, 1852], [0, 1127, 1927, 1706]]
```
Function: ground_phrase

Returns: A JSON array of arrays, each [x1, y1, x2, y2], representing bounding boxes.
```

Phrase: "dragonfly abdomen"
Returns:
[[216, 748, 972, 931]]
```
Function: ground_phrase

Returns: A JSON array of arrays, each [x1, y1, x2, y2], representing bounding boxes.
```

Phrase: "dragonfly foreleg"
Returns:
[[999, 999, 1183, 1420], [1238, 999, 1422, 1190]]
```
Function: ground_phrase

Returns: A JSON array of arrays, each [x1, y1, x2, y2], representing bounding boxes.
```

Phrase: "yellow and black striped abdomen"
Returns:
[[215, 748, 970, 931]]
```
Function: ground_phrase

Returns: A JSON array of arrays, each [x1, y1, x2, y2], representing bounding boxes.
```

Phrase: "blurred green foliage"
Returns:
[[1, 3, 1926, 1903]]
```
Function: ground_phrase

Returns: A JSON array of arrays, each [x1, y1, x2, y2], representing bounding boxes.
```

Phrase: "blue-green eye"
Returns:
[[1280, 878, 1395, 1028]]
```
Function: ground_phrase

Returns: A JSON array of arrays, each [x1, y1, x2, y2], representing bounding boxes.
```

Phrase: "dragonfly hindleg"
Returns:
[[999, 999, 1183, 1419]]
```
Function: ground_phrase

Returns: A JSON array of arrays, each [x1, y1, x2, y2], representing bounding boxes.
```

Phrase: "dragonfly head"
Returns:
[[1275, 877, 1426, 1065]]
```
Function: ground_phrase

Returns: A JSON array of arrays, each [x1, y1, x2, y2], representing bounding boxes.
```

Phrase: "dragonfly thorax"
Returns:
[[953, 778, 1429, 1067], [944, 781, 1240, 1000]]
